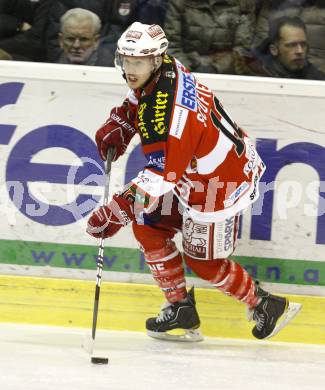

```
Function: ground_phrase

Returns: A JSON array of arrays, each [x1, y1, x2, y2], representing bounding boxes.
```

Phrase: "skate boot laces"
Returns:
[[156, 302, 174, 324], [253, 311, 266, 331]]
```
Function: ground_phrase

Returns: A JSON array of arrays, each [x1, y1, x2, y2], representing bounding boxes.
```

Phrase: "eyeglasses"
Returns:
[[62, 36, 95, 46]]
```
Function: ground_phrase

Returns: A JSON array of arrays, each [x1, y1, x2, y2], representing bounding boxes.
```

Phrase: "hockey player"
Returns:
[[87, 22, 301, 341]]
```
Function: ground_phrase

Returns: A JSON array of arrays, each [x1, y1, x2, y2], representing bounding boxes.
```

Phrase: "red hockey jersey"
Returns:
[[125, 54, 265, 222]]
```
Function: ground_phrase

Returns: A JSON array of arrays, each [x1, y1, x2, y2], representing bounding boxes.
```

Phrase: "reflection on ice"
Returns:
[[0, 324, 324, 390]]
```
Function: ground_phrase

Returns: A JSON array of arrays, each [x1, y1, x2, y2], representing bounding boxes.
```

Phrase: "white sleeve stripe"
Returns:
[[196, 129, 233, 175]]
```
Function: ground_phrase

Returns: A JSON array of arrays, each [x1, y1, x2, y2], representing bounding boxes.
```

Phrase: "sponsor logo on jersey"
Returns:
[[244, 139, 258, 176], [163, 54, 173, 64], [137, 102, 149, 139], [216, 221, 224, 255], [175, 63, 197, 112], [135, 173, 150, 185], [196, 83, 212, 127], [151, 90, 168, 135], [224, 181, 250, 208], [250, 173, 259, 201], [164, 71, 176, 79], [170, 105, 188, 139], [145, 150, 165, 172], [224, 217, 234, 251]]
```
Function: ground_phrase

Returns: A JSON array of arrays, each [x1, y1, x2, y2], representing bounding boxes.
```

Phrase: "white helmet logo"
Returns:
[[147, 25, 165, 39], [126, 30, 143, 40]]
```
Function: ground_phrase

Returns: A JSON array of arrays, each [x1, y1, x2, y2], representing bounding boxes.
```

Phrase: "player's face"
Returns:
[[121, 56, 155, 89], [273, 25, 308, 71]]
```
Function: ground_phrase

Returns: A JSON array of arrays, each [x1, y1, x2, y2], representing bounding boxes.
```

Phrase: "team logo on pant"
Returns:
[[182, 218, 208, 259]]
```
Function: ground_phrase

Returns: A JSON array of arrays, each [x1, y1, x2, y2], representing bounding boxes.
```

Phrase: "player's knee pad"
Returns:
[[182, 212, 240, 260]]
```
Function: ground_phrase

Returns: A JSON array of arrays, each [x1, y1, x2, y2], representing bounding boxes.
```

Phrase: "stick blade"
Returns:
[[82, 333, 95, 354]]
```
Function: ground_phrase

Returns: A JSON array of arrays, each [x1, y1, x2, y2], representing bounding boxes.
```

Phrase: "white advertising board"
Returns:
[[0, 61, 324, 287]]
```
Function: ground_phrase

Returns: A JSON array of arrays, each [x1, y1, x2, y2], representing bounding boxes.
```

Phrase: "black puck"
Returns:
[[91, 357, 109, 365]]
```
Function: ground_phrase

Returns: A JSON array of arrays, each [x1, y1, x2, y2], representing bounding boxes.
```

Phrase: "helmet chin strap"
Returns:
[[153, 55, 163, 71], [143, 56, 164, 88]]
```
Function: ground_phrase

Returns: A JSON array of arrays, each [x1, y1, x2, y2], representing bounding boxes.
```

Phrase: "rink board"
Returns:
[[0, 275, 324, 345], [0, 62, 325, 290]]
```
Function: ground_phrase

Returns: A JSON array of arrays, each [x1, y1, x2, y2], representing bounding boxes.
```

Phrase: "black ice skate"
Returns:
[[249, 286, 302, 340], [146, 287, 203, 342]]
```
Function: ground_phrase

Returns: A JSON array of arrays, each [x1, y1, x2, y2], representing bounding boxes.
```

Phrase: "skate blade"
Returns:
[[147, 328, 204, 342], [266, 302, 302, 339]]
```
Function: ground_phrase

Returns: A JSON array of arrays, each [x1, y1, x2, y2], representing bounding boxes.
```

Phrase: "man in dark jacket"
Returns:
[[264, 15, 325, 79], [235, 16, 325, 80], [46, 0, 168, 63], [46, 0, 137, 62]]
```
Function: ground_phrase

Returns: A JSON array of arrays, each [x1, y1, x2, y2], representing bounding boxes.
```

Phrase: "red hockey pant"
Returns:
[[132, 206, 258, 308]]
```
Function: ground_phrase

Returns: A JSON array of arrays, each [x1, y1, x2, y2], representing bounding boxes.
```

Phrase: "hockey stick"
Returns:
[[83, 148, 115, 355]]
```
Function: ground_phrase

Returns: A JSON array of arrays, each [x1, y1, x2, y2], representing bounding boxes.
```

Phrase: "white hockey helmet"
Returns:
[[116, 22, 168, 57]]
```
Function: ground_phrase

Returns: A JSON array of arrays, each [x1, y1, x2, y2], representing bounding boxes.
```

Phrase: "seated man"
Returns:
[[57, 8, 114, 66], [235, 16, 325, 80], [46, 0, 138, 63]]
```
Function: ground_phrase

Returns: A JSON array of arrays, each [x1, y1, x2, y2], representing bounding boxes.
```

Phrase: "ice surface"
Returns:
[[0, 323, 324, 390]]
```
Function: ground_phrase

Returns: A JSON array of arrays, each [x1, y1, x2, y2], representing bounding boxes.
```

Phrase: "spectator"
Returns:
[[0, 0, 52, 62], [253, 0, 325, 73], [46, 0, 139, 62], [57, 8, 114, 66], [164, 0, 256, 74], [235, 16, 325, 80]]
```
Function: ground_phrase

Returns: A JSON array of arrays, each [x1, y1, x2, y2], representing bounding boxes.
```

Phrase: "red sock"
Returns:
[[145, 244, 187, 303]]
